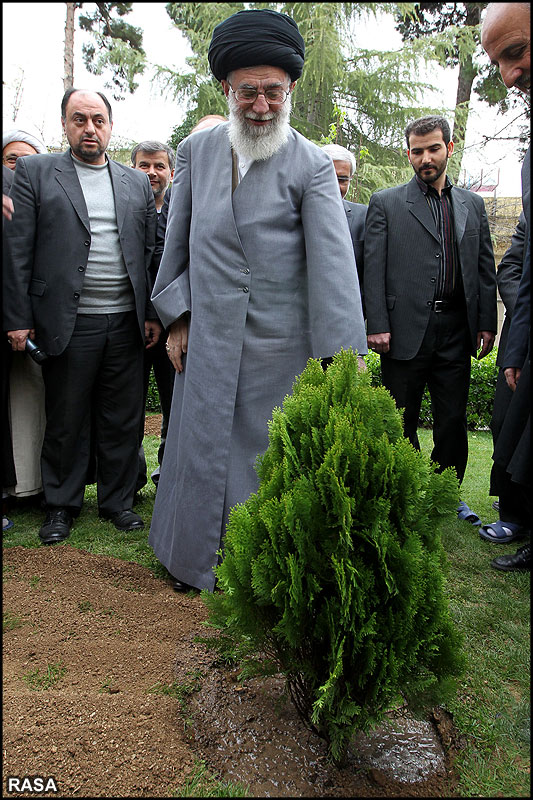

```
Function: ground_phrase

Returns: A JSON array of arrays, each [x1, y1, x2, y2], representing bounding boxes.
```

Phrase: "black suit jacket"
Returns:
[[2, 149, 156, 356], [504, 146, 531, 370], [151, 184, 171, 283], [343, 199, 367, 289], [364, 175, 497, 360], [496, 211, 526, 366]]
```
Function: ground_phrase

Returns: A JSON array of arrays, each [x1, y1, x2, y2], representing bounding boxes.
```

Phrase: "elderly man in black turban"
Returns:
[[149, 9, 367, 592]]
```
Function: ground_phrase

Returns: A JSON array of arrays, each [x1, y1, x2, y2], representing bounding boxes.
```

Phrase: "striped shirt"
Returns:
[[415, 174, 461, 301]]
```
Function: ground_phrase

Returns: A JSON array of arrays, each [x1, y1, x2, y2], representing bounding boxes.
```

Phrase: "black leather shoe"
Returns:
[[39, 509, 73, 545], [171, 578, 198, 593], [491, 544, 530, 572], [104, 510, 144, 531]]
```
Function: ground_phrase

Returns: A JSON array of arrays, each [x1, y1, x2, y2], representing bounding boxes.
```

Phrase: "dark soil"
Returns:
[[2, 415, 464, 797], [3, 545, 463, 797]]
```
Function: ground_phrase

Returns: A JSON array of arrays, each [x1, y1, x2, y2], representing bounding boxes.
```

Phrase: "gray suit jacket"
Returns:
[[3, 150, 156, 356], [343, 199, 367, 291], [364, 175, 497, 360]]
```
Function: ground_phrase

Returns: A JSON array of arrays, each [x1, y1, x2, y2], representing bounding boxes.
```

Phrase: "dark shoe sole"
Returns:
[[491, 559, 530, 572], [113, 521, 144, 531], [39, 531, 70, 545], [172, 579, 198, 593], [100, 511, 144, 531]]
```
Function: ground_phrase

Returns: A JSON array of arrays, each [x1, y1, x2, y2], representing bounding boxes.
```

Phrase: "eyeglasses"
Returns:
[[229, 85, 291, 105]]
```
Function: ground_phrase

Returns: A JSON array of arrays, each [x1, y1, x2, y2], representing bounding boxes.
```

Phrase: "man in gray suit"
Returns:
[[364, 115, 497, 509], [3, 89, 159, 544], [321, 143, 367, 303], [149, 8, 367, 592]]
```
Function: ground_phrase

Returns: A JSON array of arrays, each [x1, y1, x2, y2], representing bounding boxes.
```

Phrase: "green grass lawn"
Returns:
[[3, 424, 530, 797], [418, 429, 530, 798]]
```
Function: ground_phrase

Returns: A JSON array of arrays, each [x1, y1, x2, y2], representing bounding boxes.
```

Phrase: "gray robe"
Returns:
[[149, 123, 367, 591]]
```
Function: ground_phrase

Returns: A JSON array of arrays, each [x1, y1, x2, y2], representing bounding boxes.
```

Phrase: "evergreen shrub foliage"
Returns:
[[202, 350, 466, 764], [146, 367, 161, 412]]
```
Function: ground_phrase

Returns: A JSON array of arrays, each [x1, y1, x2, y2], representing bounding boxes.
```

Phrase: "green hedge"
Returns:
[[146, 368, 162, 412], [364, 347, 499, 430], [146, 348, 500, 429]]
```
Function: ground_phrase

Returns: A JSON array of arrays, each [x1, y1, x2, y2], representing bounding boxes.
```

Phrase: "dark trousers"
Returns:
[[41, 312, 144, 516], [136, 334, 175, 490], [489, 354, 531, 526], [490, 367, 513, 448], [381, 307, 471, 484]]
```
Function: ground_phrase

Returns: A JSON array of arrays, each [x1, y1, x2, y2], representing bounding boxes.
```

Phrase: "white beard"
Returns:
[[227, 91, 291, 161]]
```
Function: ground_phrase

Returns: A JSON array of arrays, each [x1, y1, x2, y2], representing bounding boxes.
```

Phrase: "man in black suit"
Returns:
[[490, 212, 526, 455], [480, 1, 530, 570], [3, 89, 159, 544], [321, 143, 367, 304], [131, 140, 175, 493], [364, 115, 497, 512]]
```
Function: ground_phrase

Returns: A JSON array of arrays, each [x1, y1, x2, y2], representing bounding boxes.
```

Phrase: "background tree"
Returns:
[[64, 2, 77, 93], [62, 2, 146, 100], [157, 2, 448, 203], [395, 2, 530, 181]]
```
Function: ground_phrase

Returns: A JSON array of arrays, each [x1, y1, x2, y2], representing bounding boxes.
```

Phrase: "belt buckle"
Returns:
[[433, 300, 444, 313]]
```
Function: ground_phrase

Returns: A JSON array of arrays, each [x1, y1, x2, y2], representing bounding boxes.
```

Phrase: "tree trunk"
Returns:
[[449, 4, 482, 182], [63, 2, 76, 93]]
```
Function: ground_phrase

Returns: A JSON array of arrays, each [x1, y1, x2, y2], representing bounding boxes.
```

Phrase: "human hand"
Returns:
[[476, 330, 495, 359], [7, 329, 33, 351], [504, 367, 521, 392], [3, 194, 14, 221], [367, 332, 391, 355], [144, 319, 162, 349], [166, 315, 189, 373]]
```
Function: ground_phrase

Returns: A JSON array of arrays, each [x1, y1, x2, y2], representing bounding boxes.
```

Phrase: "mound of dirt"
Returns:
[[3, 545, 461, 797]]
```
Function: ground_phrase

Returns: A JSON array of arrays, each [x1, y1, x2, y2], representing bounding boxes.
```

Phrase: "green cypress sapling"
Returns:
[[202, 350, 465, 764]]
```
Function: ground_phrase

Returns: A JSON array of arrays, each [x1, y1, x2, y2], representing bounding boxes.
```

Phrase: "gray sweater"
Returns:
[[72, 155, 135, 314]]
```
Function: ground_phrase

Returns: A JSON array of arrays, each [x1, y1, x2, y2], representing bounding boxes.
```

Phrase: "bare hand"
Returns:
[[504, 367, 521, 392], [476, 330, 495, 360], [166, 315, 189, 373], [357, 355, 367, 371], [3, 194, 14, 221], [367, 332, 391, 355], [144, 319, 162, 350], [7, 329, 33, 351]]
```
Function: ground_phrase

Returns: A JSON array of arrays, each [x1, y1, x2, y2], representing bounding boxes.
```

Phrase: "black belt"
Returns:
[[429, 299, 459, 313]]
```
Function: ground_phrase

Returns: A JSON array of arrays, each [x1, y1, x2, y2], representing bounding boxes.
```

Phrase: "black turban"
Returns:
[[208, 9, 305, 83]]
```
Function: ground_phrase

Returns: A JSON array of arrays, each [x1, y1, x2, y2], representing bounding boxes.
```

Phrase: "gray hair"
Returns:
[[131, 140, 175, 171], [321, 144, 356, 177]]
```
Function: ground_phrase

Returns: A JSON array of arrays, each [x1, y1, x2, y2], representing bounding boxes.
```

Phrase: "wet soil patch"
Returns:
[[3, 543, 461, 797]]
